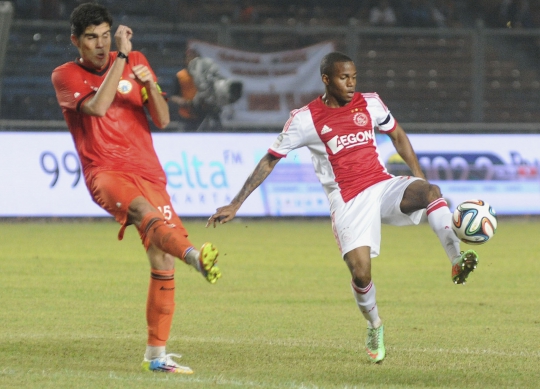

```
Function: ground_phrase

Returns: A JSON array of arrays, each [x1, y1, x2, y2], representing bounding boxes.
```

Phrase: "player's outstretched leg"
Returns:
[[141, 352, 193, 374], [425, 199, 480, 285], [365, 325, 385, 363], [451, 250, 479, 285]]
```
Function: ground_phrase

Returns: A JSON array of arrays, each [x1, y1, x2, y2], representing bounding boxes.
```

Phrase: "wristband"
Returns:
[[117, 51, 128, 62]]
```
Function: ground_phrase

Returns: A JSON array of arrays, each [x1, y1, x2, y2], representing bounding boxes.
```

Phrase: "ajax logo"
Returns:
[[353, 112, 368, 127], [117, 80, 132, 94]]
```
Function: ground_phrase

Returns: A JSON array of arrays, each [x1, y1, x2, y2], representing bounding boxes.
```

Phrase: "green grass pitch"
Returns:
[[0, 217, 539, 388]]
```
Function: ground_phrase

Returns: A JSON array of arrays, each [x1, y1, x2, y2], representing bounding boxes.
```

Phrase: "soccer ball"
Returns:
[[452, 200, 498, 245]]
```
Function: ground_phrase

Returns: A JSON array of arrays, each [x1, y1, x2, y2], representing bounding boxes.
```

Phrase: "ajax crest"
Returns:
[[353, 112, 368, 127]]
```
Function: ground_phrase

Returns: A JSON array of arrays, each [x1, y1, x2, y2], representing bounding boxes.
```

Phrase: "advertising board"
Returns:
[[0, 132, 538, 217]]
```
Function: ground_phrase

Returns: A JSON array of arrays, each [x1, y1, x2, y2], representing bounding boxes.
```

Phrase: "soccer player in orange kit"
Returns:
[[51, 2, 220, 374]]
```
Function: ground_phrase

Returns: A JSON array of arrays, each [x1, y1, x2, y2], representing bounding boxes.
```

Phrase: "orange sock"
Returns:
[[147, 268, 176, 347], [139, 212, 194, 260]]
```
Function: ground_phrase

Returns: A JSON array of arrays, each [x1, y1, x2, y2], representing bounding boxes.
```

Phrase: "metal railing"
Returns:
[[2, 19, 540, 129]]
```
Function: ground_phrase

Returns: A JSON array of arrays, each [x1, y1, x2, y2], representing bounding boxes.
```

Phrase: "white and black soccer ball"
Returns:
[[452, 200, 498, 245]]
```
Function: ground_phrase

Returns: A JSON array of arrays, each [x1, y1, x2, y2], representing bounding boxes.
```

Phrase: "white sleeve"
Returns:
[[268, 108, 312, 158], [366, 93, 397, 133]]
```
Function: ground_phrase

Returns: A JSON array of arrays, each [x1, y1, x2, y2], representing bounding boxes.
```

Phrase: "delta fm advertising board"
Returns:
[[0, 132, 539, 217]]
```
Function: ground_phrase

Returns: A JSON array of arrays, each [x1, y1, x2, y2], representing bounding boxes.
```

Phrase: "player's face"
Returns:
[[323, 61, 357, 107], [71, 23, 112, 70]]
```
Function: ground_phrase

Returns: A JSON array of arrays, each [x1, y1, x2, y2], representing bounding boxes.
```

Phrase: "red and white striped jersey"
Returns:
[[268, 92, 398, 202]]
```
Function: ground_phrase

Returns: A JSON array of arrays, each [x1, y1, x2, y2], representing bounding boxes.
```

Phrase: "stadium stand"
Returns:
[[2, 0, 540, 125]]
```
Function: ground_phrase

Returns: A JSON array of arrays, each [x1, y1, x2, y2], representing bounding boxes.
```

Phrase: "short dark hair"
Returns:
[[320, 52, 353, 76], [70, 2, 113, 38]]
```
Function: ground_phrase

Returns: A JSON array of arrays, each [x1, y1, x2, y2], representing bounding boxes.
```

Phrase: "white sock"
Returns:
[[184, 249, 202, 272], [145, 345, 165, 360], [427, 199, 461, 263], [351, 281, 381, 328]]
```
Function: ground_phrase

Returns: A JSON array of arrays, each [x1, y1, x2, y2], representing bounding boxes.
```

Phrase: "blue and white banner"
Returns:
[[0, 132, 539, 217]]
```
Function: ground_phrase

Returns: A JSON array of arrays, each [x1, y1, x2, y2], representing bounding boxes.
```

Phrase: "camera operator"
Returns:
[[170, 48, 242, 132]]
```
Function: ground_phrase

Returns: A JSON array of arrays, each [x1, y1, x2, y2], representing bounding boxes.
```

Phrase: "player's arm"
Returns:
[[81, 25, 132, 117], [206, 152, 281, 227], [387, 123, 426, 180], [146, 83, 170, 128], [132, 64, 170, 129]]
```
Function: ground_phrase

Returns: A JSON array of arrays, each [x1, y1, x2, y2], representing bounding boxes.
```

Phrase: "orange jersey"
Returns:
[[51, 51, 166, 186]]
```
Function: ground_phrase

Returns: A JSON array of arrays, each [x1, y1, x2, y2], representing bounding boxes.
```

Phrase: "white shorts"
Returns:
[[330, 176, 424, 258]]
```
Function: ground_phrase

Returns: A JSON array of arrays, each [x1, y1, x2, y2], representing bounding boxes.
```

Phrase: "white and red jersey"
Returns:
[[268, 92, 397, 203]]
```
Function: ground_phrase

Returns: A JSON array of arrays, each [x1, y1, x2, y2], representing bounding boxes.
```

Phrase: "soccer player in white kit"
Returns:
[[207, 52, 479, 363]]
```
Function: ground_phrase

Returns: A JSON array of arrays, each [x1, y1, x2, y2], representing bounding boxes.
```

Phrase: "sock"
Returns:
[[144, 345, 165, 360], [139, 212, 194, 260], [426, 198, 461, 263], [184, 249, 202, 272], [351, 280, 381, 328], [146, 268, 175, 348]]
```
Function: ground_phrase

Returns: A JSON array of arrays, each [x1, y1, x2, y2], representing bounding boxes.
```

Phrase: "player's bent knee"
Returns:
[[427, 183, 443, 202], [128, 197, 158, 225], [402, 180, 442, 212], [352, 273, 372, 289]]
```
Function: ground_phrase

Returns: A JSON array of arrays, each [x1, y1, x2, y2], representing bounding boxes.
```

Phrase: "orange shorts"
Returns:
[[88, 171, 188, 242]]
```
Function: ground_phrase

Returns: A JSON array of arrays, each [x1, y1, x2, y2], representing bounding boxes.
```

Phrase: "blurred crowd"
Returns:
[[471, 0, 540, 29], [11, 0, 540, 29]]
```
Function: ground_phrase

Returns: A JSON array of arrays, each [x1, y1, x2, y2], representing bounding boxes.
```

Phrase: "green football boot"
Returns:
[[366, 325, 385, 363]]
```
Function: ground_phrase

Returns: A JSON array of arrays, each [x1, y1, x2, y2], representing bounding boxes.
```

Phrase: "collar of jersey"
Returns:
[[73, 55, 112, 76]]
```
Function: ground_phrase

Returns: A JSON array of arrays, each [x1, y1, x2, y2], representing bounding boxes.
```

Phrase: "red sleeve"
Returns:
[[51, 63, 95, 112], [268, 148, 285, 158]]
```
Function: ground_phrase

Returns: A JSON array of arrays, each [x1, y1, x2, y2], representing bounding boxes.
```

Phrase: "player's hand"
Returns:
[[130, 64, 153, 85], [206, 204, 239, 228], [114, 25, 133, 55]]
